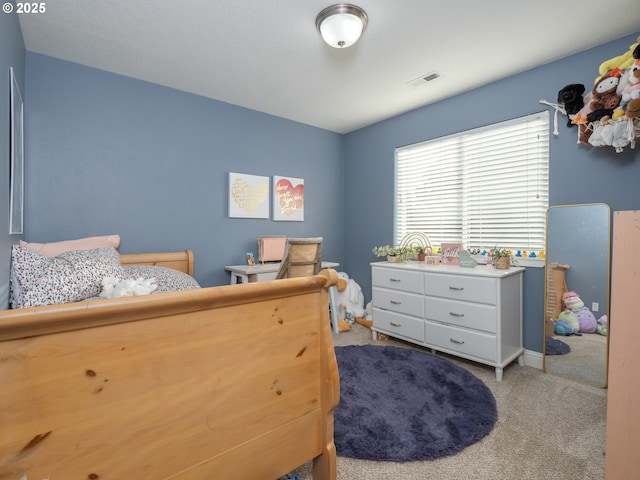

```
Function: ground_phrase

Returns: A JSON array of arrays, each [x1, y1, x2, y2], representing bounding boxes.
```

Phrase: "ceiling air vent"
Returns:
[[406, 70, 442, 88]]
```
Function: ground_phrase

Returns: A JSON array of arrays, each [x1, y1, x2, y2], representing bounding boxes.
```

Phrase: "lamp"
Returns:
[[316, 4, 368, 49]]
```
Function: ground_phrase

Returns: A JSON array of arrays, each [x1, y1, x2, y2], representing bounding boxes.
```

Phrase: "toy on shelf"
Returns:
[[540, 35, 640, 153]]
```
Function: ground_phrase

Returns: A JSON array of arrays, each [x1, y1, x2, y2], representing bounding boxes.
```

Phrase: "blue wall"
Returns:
[[24, 53, 344, 287], [342, 33, 640, 352], [0, 8, 25, 308], [15, 32, 640, 354]]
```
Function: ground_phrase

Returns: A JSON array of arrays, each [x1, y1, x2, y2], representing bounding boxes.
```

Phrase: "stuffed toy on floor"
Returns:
[[556, 291, 598, 334], [333, 271, 372, 331]]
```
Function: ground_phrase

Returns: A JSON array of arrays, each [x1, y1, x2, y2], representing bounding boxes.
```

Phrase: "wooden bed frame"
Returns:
[[0, 250, 339, 480]]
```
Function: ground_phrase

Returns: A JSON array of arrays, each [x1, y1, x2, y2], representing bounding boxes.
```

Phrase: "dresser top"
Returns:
[[371, 261, 525, 278]]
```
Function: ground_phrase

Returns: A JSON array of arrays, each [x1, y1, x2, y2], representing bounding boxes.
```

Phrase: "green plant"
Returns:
[[488, 246, 518, 264], [372, 245, 405, 257]]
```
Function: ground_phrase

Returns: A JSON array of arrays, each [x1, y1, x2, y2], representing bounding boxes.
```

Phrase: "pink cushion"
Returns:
[[20, 235, 121, 258]]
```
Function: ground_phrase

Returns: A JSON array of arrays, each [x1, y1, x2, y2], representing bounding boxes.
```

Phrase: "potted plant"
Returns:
[[373, 245, 405, 263], [415, 245, 430, 261], [488, 247, 516, 269]]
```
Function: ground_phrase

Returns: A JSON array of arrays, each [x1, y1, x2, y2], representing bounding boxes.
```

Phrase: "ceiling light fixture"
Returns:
[[316, 4, 368, 49]]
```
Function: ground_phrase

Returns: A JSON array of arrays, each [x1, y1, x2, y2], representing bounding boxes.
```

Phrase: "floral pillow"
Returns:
[[121, 265, 201, 293], [10, 245, 124, 309]]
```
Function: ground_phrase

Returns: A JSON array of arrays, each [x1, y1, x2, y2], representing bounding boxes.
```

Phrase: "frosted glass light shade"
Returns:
[[316, 4, 368, 49]]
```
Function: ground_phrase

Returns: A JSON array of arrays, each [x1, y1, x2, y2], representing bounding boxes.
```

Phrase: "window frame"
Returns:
[[394, 111, 550, 257]]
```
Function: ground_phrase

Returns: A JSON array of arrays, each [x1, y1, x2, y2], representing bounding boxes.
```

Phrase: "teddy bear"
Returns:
[[557, 83, 585, 127]]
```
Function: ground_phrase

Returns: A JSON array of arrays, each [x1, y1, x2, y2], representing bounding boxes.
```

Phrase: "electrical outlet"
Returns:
[[592, 302, 599, 312]]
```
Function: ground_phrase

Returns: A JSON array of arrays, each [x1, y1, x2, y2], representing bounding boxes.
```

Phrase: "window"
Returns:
[[395, 112, 549, 253]]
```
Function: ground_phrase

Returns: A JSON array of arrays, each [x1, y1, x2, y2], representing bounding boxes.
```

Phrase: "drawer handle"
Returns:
[[389, 300, 402, 305], [449, 338, 465, 345], [390, 322, 402, 327], [449, 286, 464, 291], [449, 312, 464, 317], [389, 278, 401, 282]]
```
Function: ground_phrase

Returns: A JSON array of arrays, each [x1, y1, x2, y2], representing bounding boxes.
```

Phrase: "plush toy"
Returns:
[[595, 36, 640, 84], [554, 319, 576, 336], [100, 276, 158, 298], [625, 98, 640, 119], [557, 291, 598, 334], [557, 83, 585, 127], [590, 71, 622, 113], [621, 60, 640, 108], [333, 272, 370, 331], [596, 315, 608, 336]]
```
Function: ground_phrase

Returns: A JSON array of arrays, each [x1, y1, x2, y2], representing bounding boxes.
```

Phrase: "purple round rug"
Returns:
[[334, 345, 497, 462]]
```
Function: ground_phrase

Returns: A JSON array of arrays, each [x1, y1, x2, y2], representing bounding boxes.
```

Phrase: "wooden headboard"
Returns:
[[119, 249, 194, 276]]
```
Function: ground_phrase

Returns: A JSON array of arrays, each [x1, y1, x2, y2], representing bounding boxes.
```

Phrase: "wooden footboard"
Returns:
[[0, 269, 339, 480]]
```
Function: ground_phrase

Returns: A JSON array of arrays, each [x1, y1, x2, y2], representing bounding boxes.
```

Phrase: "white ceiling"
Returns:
[[18, 0, 640, 134]]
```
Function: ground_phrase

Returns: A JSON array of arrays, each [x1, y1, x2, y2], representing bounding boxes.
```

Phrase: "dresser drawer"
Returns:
[[425, 296, 497, 333], [372, 287, 424, 317], [373, 287, 424, 318], [424, 272, 496, 305], [373, 308, 425, 343], [372, 267, 424, 294], [425, 321, 497, 362]]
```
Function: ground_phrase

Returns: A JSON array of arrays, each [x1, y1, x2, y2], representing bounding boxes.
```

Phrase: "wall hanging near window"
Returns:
[[273, 176, 304, 222], [540, 35, 640, 154], [228, 172, 270, 219]]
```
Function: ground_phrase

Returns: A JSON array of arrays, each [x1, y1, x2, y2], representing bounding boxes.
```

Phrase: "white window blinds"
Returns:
[[395, 111, 549, 252]]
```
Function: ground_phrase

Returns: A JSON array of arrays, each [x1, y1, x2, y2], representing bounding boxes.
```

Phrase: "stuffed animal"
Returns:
[[625, 98, 640, 119], [100, 276, 158, 298], [557, 291, 598, 334], [554, 319, 576, 336], [557, 83, 585, 127], [621, 60, 640, 108], [595, 36, 640, 84], [590, 71, 622, 113], [596, 315, 608, 336], [333, 271, 370, 331]]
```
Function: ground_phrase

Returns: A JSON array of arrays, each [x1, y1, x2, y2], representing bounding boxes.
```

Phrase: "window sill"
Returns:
[[471, 255, 544, 269]]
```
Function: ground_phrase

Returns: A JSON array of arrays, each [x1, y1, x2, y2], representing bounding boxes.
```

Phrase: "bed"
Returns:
[[0, 248, 339, 480]]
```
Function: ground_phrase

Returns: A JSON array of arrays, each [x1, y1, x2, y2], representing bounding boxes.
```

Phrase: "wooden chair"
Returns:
[[276, 237, 323, 279]]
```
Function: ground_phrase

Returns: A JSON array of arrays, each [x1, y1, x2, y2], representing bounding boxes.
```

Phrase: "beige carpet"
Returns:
[[292, 323, 607, 480], [545, 333, 608, 387]]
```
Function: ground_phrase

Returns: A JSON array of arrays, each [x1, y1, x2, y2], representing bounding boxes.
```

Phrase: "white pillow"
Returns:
[[10, 246, 124, 309]]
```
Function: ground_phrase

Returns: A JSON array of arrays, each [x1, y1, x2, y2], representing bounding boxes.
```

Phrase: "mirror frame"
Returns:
[[542, 202, 611, 388]]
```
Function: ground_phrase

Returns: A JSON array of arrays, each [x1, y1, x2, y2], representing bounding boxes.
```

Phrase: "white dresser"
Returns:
[[371, 261, 524, 381]]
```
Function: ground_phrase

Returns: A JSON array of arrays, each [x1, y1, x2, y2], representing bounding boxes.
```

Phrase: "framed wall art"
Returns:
[[273, 175, 304, 222], [9, 66, 24, 235], [228, 172, 269, 219], [441, 242, 463, 265]]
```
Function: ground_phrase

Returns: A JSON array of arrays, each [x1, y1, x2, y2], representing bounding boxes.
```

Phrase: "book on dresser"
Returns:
[[371, 261, 525, 381]]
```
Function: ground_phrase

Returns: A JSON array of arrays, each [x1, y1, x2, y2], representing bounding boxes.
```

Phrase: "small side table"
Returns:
[[224, 261, 341, 333]]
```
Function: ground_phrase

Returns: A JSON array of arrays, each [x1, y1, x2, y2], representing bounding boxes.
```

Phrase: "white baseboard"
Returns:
[[523, 349, 543, 370]]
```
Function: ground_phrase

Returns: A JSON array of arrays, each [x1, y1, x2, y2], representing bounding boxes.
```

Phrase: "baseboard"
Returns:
[[523, 349, 543, 370]]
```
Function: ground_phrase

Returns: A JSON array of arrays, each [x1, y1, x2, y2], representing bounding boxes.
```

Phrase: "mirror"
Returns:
[[543, 203, 610, 388]]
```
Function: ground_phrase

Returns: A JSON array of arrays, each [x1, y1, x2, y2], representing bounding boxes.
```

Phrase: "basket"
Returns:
[[494, 257, 511, 269]]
